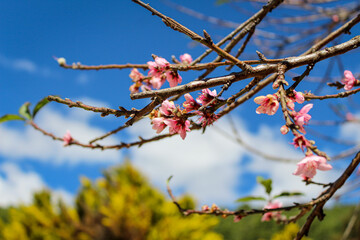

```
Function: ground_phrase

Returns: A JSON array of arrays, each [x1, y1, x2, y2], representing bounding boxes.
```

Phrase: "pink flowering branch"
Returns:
[[130, 36, 360, 100], [56, 58, 287, 72], [217, 14, 360, 118], [165, 151, 360, 237], [29, 121, 63, 142], [278, 84, 329, 159], [29, 119, 178, 150], [2, 1, 360, 238], [45, 29, 360, 153], [296, 151, 360, 239]]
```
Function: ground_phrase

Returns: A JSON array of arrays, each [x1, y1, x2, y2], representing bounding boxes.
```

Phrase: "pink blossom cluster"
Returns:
[[150, 100, 190, 140], [286, 90, 304, 110], [130, 54, 193, 93], [150, 88, 220, 139], [253, 90, 304, 117], [129, 68, 147, 93], [261, 201, 283, 222], [289, 104, 333, 179], [254, 89, 332, 179], [289, 103, 332, 178], [201, 203, 219, 213], [183, 88, 219, 127]]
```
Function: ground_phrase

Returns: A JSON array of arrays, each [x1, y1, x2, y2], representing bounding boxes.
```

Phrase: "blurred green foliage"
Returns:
[[0, 161, 222, 240], [0, 161, 358, 239], [271, 223, 311, 240], [215, 204, 359, 240]]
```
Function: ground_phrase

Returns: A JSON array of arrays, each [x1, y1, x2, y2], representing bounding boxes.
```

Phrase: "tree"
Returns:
[[0, 162, 222, 240], [1, 0, 360, 239]]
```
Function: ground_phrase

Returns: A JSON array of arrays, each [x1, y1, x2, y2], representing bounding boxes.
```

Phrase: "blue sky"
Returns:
[[1, 1, 359, 208]]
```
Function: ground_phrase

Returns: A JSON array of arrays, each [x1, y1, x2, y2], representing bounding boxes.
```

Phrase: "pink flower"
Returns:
[[294, 90, 304, 104], [293, 155, 332, 179], [293, 104, 313, 133], [140, 85, 152, 92], [342, 70, 356, 91], [129, 82, 141, 94], [183, 93, 200, 112], [151, 100, 191, 139], [280, 125, 289, 135], [164, 118, 191, 140], [197, 111, 219, 127], [63, 130, 73, 146], [165, 70, 182, 87], [150, 76, 165, 89], [211, 203, 219, 212], [180, 53, 193, 64], [197, 88, 217, 106], [346, 112, 355, 121], [155, 57, 170, 69], [234, 215, 243, 223], [129, 68, 144, 82], [254, 94, 279, 115], [261, 201, 282, 222], [292, 135, 311, 151], [286, 98, 295, 111], [201, 205, 210, 211], [332, 15, 339, 22], [286, 91, 304, 110], [159, 100, 176, 116], [147, 61, 162, 78], [151, 117, 167, 134]]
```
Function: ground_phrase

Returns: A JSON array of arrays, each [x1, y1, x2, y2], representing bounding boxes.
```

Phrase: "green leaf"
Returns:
[[0, 114, 25, 124], [32, 97, 50, 118], [167, 175, 173, 184], [236, 196, 266, 202], [274, 191, 304, 199], [18, 102, 32, 120], [257, 176, 272, 195]]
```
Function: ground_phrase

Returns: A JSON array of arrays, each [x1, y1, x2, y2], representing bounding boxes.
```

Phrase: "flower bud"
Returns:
[[201, 205, 210, 211], [211, 203, 219, 212], [180, 53, 193, 64], [280, 125, 289, 135], [57, 57, 66, 66]]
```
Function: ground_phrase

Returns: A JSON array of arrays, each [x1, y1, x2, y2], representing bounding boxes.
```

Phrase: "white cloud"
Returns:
[[76, 73, 90, 84], [12, 59, 37, 73], [128, 118, 244, 206], [0, 106, 122, 165], [128, 116, 340, 208], [0, 162, 73, 206], [0, 53, 51, 77], [339, 112, 360, 142]]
